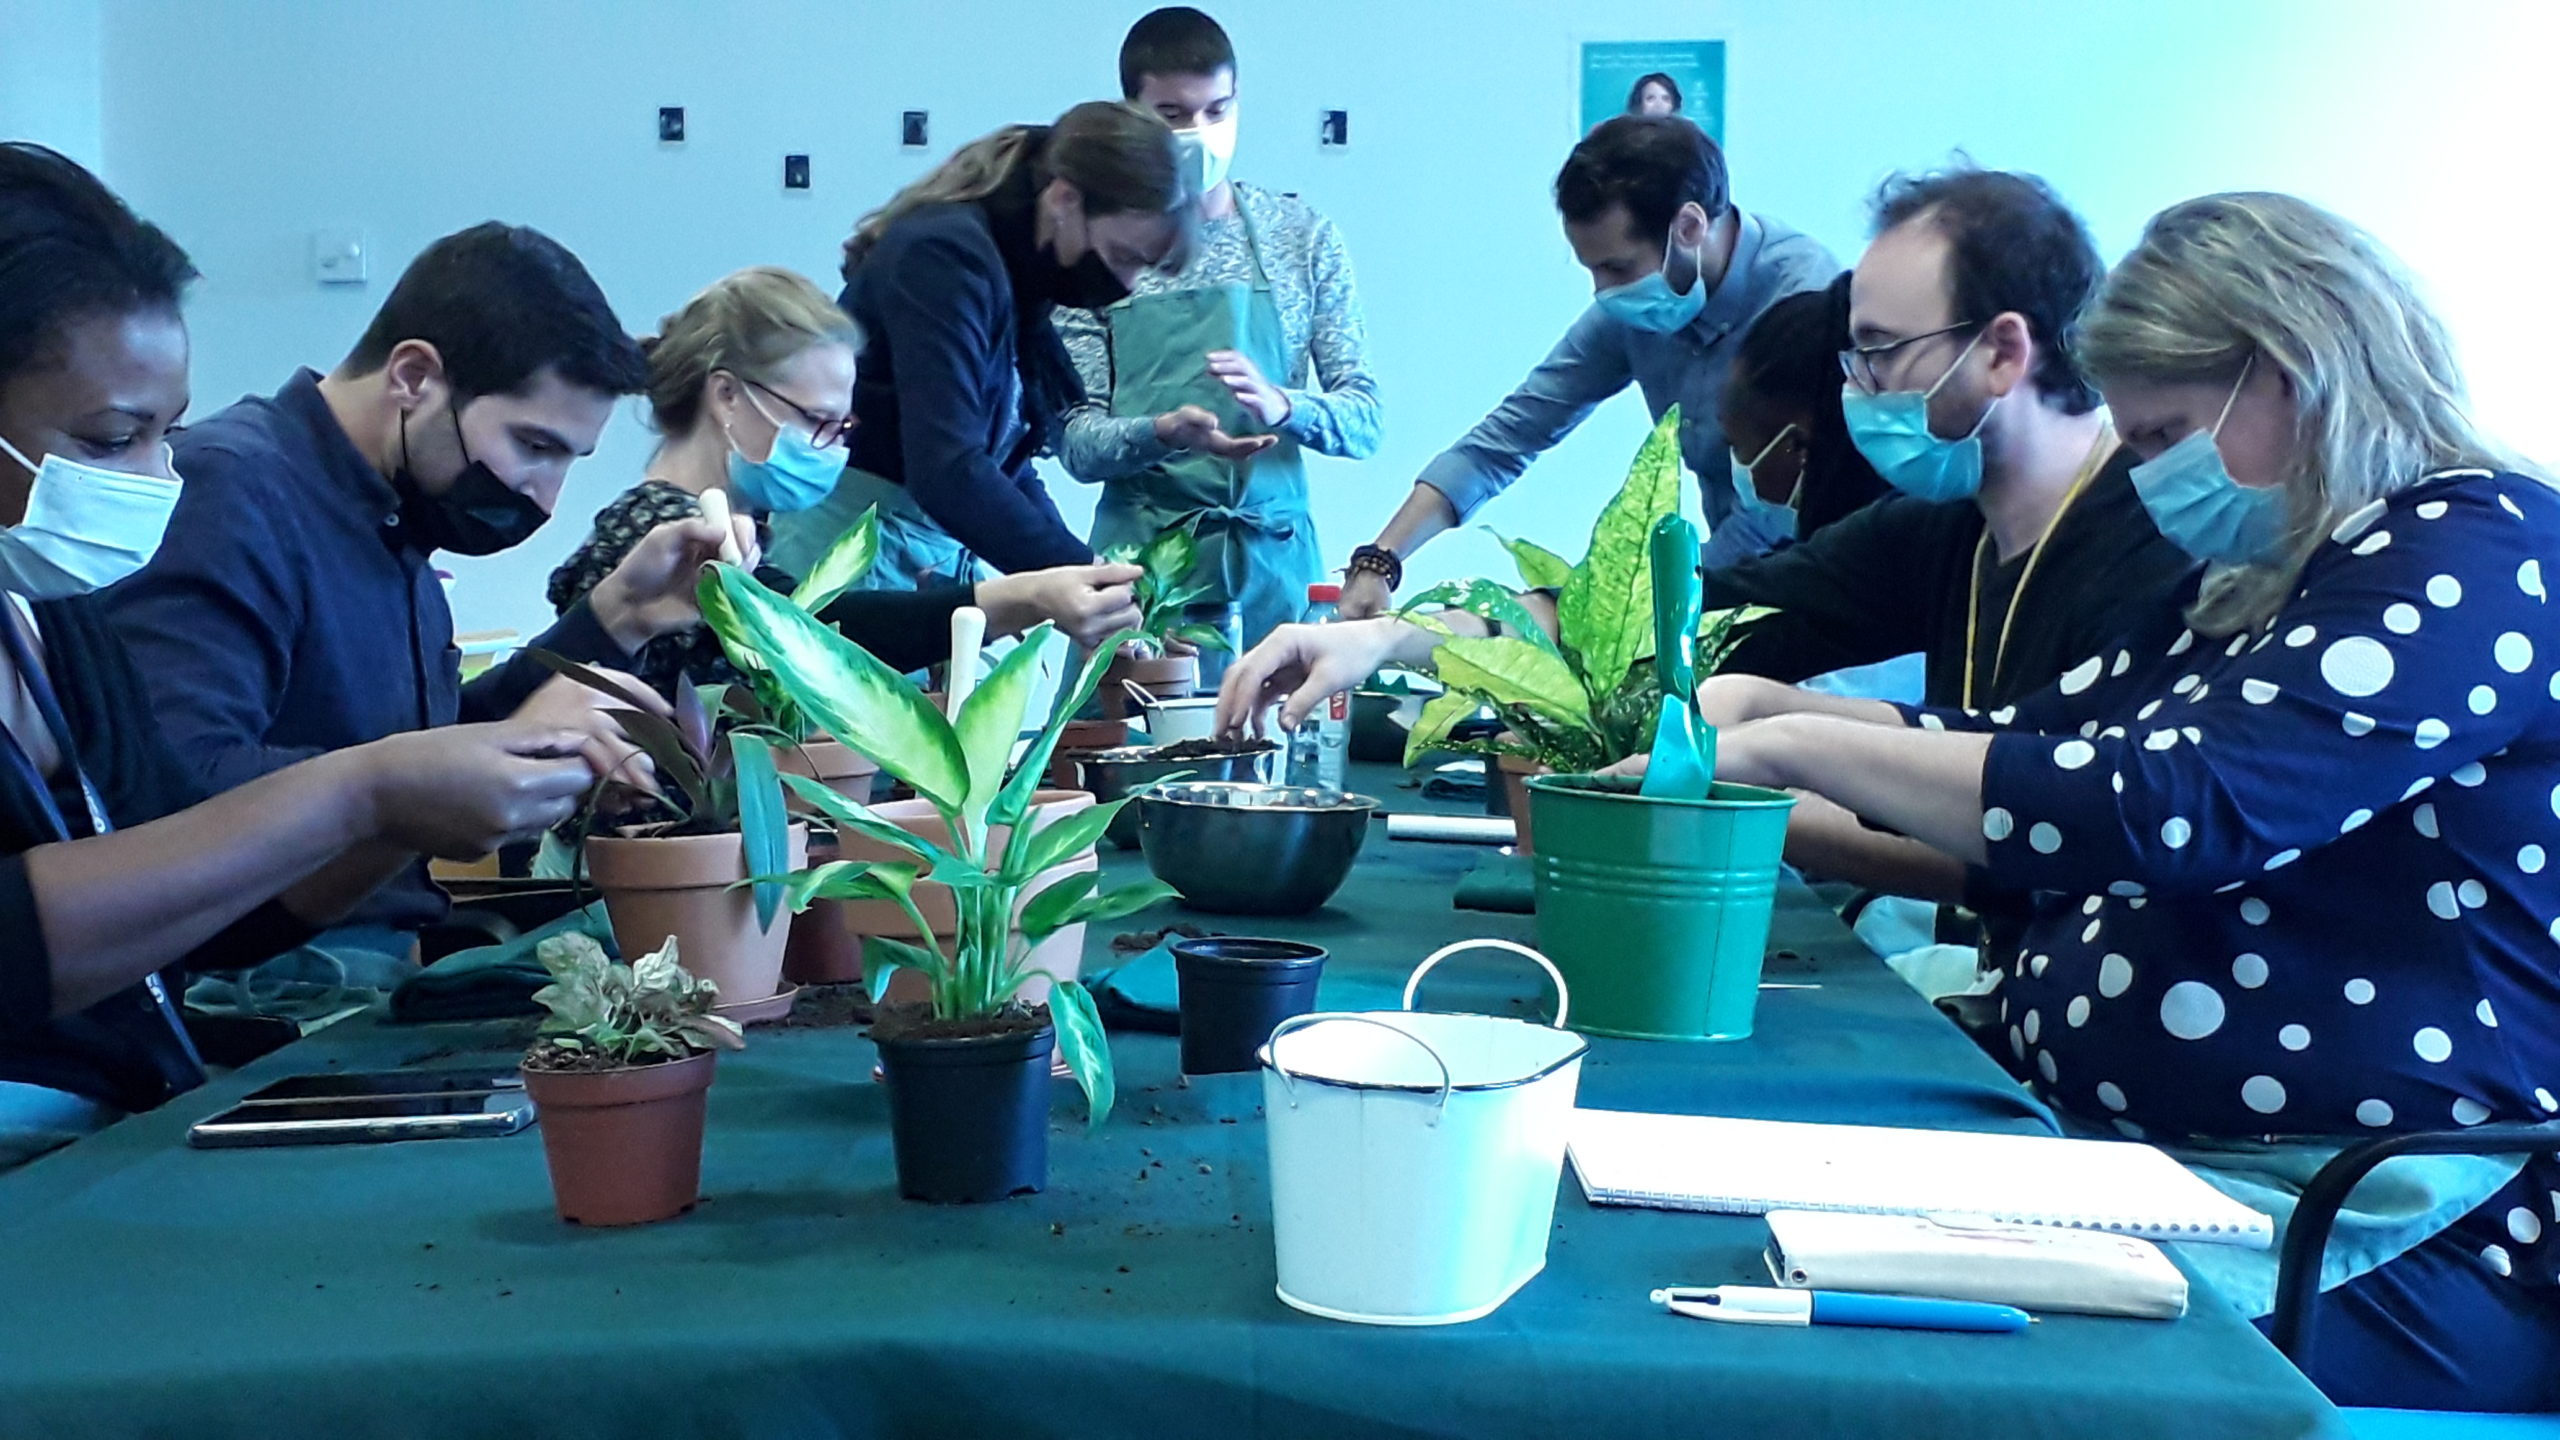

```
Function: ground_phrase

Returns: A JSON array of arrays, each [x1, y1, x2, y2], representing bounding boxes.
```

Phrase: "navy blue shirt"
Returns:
[[1918, 469, 2560, 1299], [842, 157, 1094, 575], [103, 369, 636, 929]]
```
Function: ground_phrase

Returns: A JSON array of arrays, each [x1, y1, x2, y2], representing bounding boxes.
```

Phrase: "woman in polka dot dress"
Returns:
[[1674, 194, 2560, 1410]]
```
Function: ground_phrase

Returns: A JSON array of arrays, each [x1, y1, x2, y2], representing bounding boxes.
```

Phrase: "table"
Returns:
[[0, 766, 2346, 1440]]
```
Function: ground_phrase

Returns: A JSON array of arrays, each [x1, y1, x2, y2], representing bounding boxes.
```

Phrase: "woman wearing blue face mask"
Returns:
[[1653, 193, 2560, 1411], [549, 266, 1150, 694]]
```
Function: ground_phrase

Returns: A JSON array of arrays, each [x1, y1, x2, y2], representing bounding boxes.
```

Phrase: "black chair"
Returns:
[[2268, 1121, 2560, 1436]]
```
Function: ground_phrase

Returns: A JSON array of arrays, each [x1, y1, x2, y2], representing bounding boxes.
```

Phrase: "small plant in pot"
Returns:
[[519, 933, 743, 1226], [532, 654, 806, 1021], [1096, 521, 1230, 719], [700, 564, 1176, 1203], [1392, 409, 1789, 1041]]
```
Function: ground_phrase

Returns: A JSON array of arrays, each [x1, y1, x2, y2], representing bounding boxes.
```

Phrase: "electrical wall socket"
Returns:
[[311, 228, 366, 285]]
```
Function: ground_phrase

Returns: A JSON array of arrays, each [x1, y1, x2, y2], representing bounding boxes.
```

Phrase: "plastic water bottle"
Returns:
[[1288, 584, 1350, 793]]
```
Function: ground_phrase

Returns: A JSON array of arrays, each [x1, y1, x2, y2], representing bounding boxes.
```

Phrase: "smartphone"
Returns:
[[242, 1067, 524, 1103], [188, 1088, 534, 1149]]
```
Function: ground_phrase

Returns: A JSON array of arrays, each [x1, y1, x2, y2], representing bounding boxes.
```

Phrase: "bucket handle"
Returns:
[[1119, 677, 1164, 715], [1402, 939, 1572, 1031], [1265, 1013, 1454, 1120]]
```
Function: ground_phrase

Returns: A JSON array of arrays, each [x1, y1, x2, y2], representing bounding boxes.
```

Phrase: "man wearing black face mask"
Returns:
[[104, 223, 739, 938], [766, 101, 1224, 591]]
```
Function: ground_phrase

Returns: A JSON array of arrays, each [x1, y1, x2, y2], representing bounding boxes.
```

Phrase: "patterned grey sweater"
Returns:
[[1055, 181, 1381, 482]]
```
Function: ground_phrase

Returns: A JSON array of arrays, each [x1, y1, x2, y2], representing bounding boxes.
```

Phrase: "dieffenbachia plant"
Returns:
[[1098, 520, 1231, 655], [712, 505, 880, 744], [698, 564, 1175, 1128], [1395, 407, 1773, 774]]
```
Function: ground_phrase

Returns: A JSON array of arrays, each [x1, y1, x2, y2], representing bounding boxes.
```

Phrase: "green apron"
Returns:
[[767, 465, 983, 592], [1090, 201, 1318, 647]]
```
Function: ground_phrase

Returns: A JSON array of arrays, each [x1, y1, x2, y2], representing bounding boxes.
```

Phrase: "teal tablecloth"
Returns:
[[0, 765, 2344, 1440]]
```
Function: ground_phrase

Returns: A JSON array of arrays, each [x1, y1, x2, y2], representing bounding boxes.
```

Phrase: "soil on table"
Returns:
[[868, 1002, 1051, 1044], [1110, 923, 1219, 955], [520, 1038, 711, 1073], [771, 983, 874, 1030]]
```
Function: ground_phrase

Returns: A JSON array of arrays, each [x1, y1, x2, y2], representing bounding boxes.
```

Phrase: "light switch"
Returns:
[[311, 228, 367, 285]]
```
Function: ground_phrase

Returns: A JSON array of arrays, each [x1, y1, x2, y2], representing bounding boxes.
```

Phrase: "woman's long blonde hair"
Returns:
[[640, 266, 855, 436], [2076, 192, 2528, 636], [842, 100, 1190, 275]]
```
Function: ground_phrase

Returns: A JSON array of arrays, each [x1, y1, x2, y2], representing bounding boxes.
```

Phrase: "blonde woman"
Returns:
[[768, 101, 1207, 592], [1653, 194, 2560, 1409], [548, 266, 1146, 693]]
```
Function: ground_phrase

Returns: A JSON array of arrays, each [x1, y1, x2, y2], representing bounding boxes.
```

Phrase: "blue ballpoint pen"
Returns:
[[1650, 1286, 2032, 1334]]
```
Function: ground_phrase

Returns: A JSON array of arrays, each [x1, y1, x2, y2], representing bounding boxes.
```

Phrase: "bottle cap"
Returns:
[[1306, 583, 1342, 603]]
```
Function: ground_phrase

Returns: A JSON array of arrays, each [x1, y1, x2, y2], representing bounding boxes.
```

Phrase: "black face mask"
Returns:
[[391, 406, 550, 556], [1038, 241, 1132, 310]]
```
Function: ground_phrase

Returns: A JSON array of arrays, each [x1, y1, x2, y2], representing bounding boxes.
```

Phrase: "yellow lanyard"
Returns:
[[1961, 426, 2119, 710]]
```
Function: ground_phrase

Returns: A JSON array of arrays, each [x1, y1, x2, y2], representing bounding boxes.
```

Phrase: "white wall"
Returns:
[[0, 0, 104, 169], [68, 0, 2560, 638]]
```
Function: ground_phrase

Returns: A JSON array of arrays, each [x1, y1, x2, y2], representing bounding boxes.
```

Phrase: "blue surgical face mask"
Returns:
[[1595, 238, 1707, 334], [1840, 329, 1999, 503], [2128, 358, 2284, 565], [0, 434, 183, 598], [724, 390, 847, 515], [1727, 423, 1802, 542]]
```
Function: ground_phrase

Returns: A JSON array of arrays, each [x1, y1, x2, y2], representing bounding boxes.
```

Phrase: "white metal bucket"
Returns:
[[1257, 940, 1587, 1325]]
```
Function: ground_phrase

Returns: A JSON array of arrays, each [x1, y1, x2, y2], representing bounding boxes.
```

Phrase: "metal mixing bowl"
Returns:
[[1137, 782, 1379, 915], [1066, 745, 1276, 849]]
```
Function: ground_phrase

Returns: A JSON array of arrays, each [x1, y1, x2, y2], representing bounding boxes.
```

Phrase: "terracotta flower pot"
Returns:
[[1100, 653, 1198, 719], [520, 1049, 716, 1226], [1498, 754, 1551, 855], [1045, 718, 1131, 787], [777, 738, 880, 806], [586, 825, 809, 1014], [832, 790, 1097, 1008], [782, 836, 865, 986]]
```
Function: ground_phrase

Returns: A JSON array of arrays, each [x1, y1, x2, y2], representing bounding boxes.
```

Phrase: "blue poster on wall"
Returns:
[[1579, 39, 1725, 141]]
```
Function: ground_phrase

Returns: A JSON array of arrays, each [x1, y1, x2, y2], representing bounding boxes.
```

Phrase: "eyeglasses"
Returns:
[[1838, 321, 1979, 395], [741, 376, 854, 448]]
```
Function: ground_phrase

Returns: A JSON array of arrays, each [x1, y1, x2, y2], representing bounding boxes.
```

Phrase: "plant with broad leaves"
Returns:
[[525, 933, 745, 1068], [1393, 408, 1775, 774], [1098, 520, 1231, 656], [697, 564, 1176, 1128], [701, 506, 880, 744], [527, 650, 795, 933]]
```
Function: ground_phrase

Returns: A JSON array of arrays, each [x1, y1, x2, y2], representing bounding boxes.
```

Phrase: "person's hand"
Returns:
[[1217, 617, 1417, 737], [1600, 715, 1795, 789], [1206, 350, 1291, 428], [510, 669, 667, 794], [1338, 568, 1394, 621], [588, 514, 761, 651], [1154, 404, 1277, 462], [354, 721, 600, 860], [976, 563, 1147, 650]]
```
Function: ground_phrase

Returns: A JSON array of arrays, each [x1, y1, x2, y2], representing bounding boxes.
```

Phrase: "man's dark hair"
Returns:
[[1119, 7, 1235, 97], [340, 222, 647, 401], [1554, 116, 1728, 245], [1869, 167, 2102, 414], [0, 142, 197, 388]]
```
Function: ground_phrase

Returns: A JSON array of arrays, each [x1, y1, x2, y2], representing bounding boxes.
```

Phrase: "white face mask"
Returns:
[[1174, 111, 1239, 196], [0, 435, 184, 598]]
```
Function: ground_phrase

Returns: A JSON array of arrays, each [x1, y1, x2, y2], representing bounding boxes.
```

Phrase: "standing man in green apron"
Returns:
[[1057, 8, 1383, 649]]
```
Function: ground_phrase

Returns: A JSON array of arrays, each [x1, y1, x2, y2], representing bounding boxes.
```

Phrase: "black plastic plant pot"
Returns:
[[1173, 938, 1329, 1075], [875, 1021, 1054, 1203]]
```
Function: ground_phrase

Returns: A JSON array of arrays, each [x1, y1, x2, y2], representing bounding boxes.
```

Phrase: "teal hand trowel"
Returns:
[[1639, 514, 1714, 799]]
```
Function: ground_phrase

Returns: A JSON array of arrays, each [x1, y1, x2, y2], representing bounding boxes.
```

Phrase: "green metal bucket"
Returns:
[[1525, 773, 1796, 1041]]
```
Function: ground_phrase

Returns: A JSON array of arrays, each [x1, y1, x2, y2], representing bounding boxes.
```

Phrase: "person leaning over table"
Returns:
[[0, 144, 600, 1167], [1334, 115, 1836, 617], [546, 265, 1145, 696], [1625, 193, 2560, 1412], [1054, 7, 1383, 649], [768, 101, 1249, 592]]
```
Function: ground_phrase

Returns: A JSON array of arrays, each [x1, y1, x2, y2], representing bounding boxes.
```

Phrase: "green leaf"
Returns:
[[601, 707, 708, 815], [792, 504, 880, 615], [779, 773, 964, 874], [697, 567, 765, 674], [730, 731, 789, 931], [1140, 525, 1200, 596], [1401, 690, 1484, 768], [1554, 407, 1683, 700], [988, 626, 1145, 831], [1488, 529, 1575, 591], [1395, 578, 1560, 657], [1001, 797, 1126, 887], [1169, 622, 1232, 655], [1698, 604, 1779, 676], [1016, 871, 1099, 944], [712, 564, 971, 812], [1045, 980, 1115, 1128], [861, 935, 945, 1004], [772, 858, 921, 913], [952, 623, 1053, 824], [1432, 635, 1592, 732], [1023, 876, 1178, 946]]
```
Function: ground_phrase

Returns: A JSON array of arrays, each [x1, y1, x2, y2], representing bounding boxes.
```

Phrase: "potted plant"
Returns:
[[532, 654, 806, 1022], [1392, 410, 1791, 1041], [1096, 521, 1229, 719], [701, 566, 1175, 1203], [519, 932, 743, 1226]]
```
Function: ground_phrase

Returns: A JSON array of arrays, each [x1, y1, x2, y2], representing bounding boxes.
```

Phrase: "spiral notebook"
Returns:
[[1567, 1109, 2273, 1248]]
